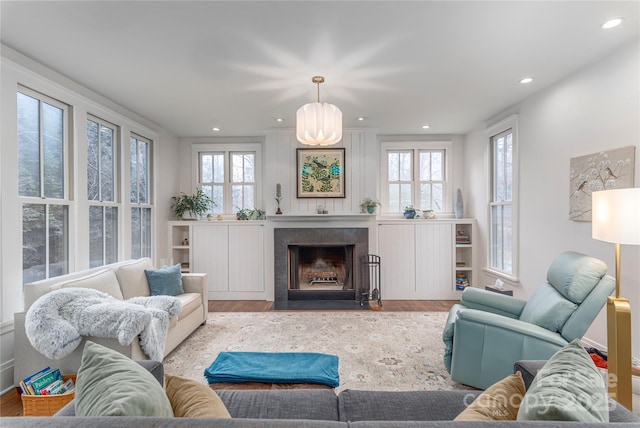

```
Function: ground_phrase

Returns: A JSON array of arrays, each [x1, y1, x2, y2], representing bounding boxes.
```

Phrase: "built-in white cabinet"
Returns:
[[169, 222, 265, 300], [378, 220, 475, 300], [169, 222, 192, 273]]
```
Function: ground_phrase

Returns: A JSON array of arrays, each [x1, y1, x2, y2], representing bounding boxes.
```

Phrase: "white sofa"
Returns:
[[13, 258, 207, 386]]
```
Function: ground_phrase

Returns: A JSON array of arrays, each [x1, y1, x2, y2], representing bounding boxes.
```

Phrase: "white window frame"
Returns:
[[485, 114, 519, 281], [130, 133, 153, 259], [192, 143, 262, 215], [17, 86, 72, 282], [380, 141, 452, 215], [87, 115, 120, 267]]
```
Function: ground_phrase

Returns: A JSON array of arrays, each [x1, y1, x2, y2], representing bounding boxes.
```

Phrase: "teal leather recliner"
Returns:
[[442, 251, 615, 390]]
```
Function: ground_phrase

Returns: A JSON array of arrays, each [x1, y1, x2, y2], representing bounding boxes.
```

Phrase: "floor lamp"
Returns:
[[592, 188, 640, 411]]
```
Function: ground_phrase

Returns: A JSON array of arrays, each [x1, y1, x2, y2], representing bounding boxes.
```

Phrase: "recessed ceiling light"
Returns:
[[356, 117, 366, 121], [602, 18, 623, 29], [422, 125, 430, 129], [275, 118, 284, 122], [212, 127, 221, 132], [520, 77, 534, 84]]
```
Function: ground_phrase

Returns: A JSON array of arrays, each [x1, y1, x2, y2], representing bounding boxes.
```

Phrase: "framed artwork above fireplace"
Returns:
[[297, 148, 345, 198]]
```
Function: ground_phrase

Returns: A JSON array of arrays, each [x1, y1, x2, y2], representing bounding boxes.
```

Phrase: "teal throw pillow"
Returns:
[[145, 263, 184, 296], [517, 339, 608, 422], [75, 341, 174, 417]]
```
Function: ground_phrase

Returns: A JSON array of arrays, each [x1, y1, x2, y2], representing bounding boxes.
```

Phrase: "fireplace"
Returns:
[[274, 228, 369, 306]]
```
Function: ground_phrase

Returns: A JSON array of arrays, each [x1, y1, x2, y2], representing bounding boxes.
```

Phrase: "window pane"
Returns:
[[388, 183, 400, 212], [420, 152, 431, 181], [130, 138, 138, 203], [141, 208, 152, 258], [494, 136, 505, 201], [131, 207, 141, 258], [48, 204, 68, 278], [213, 154, 224, 183], [243, 184, 254, 208], [232, 154, 243, 183], [100, 124, 114, 202], [388, 153, 399, 181], [400, 183, 412, 209], [212, 184, 223, 213], [431, 152, 443, 180], [89, 206, 104, 268], [22, 204, 46, 284], [105, 207, 118, 265], [399, 152, 412, 181], [244, 154, 255, 182], [420, 183, 431, 210], [138, 140, 148, 204], [491, 204, 513, 274], [201, 154, 213, 183], [505, 133, 513, 201], [87, 120, 99, 200], [432, 183, 443, 211], [18, 93, 41, 197], [232, 185, 242, 210], [42, 103, 64, 199]]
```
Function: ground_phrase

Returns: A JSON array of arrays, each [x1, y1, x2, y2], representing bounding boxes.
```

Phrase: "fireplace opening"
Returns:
[[288, 245, 355, 300]]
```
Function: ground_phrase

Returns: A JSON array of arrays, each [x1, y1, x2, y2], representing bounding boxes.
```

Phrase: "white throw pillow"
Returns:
[[51, 269, 124, 300]]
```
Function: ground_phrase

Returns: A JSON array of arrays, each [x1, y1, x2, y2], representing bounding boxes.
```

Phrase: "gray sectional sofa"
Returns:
[[10, 361, 640, 427]]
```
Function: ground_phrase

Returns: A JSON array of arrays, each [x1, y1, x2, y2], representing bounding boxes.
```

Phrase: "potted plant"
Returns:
[[360, 197, 381, 214], [171, 189, 214, 220], [248, 208, 266, 220], [403, 204, 417, 219], [236, 207, 251, 220]]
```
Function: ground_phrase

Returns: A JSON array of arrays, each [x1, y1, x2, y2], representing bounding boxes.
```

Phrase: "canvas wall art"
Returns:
[[297, 148, 345, 198], [569, 146, 635, 221]]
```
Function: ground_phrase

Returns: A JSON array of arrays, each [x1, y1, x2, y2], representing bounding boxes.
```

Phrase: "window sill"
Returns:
[[483, 268, 520, 287]]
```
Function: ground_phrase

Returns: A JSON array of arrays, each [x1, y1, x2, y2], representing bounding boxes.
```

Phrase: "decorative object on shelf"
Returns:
[[570, 146, 635, 221], [592, 187, 640, 410], [422, 209, 436, 219], [454, 188, 464, 219], [236, 207, 250, 220], [455, 272, 469, 290], [297, 148, 345, 198], [360, 197, 381, 214], [182, 238, 189, 246], [403, 205, 416, 219], [296, 76, 342, 146], [207, 214, 213, 221], [275, 183, 283, 215], [216, 214, 223, 221], [316, 205, 328, 214], [171, 189, 214, 220], [456, 230, 470, 244], [248, 208, 266, 220]]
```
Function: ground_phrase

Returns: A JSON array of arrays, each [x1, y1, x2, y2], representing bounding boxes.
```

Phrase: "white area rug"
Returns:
[[163, 311, 467, 392]]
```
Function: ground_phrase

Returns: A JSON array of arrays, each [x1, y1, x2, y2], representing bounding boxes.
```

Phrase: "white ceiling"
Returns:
[[1, 1, 639, 138]]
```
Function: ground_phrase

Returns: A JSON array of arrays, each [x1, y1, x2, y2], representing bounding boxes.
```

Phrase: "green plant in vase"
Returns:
[[360, 197, 381, 214], [403, 204, 416, 219], [171, 189, 214, 220]]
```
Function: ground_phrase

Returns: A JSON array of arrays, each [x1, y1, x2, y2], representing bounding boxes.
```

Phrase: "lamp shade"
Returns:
[[592, 188, 640, 245], [296, 102, 342, 146]]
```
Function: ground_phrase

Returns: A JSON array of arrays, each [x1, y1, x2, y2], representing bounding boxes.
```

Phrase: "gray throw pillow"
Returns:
[[517, 339, 608, 422], [144, 264, 184, 296], [75, 341, 174, 417]]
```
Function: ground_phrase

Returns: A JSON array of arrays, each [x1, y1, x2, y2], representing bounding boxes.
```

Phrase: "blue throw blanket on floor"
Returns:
[[204, 351, 340, 388]]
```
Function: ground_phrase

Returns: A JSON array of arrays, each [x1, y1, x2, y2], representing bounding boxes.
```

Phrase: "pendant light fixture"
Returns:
[[296, 76, 342, 146]]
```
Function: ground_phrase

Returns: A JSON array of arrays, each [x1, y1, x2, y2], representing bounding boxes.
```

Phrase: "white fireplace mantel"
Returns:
[[267, 214, 374, 222]]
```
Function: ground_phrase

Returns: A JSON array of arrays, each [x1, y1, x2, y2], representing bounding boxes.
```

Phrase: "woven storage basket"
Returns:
[[21, 374, 76, 416]]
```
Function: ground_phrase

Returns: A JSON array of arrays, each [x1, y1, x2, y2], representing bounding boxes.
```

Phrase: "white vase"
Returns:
[[455, 189, 464, 219]]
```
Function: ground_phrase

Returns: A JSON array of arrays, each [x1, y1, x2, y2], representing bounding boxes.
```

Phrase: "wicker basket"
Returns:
[[21, 374, 76, 416]]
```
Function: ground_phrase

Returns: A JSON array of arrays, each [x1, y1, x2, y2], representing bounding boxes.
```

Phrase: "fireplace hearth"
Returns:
[[274, 228, 369, 308]]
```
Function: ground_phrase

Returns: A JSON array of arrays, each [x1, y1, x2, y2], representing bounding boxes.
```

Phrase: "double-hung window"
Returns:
[[130, 134, 153, 259], [18, 88, 70, 284], [488, 115, 518, 278], [87, 116, 119, 267], [196, 144, 261, 215], [384, 143, 448, 213]]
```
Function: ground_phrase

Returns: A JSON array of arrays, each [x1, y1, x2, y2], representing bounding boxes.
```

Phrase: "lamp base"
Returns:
[[607, 296, 632, 410]]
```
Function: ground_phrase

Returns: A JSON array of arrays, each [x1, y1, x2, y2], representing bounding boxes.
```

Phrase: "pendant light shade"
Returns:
[[296, 76, 342, 146]]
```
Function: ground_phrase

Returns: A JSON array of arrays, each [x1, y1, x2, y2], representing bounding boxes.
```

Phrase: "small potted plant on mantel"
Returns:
[[403, 204, 417, 219], [171, 189, 214, 220], [360, 197, 381, 214]]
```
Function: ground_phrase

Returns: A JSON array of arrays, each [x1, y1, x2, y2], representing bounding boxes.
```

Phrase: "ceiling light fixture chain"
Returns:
[[296, 75, 342, 146]]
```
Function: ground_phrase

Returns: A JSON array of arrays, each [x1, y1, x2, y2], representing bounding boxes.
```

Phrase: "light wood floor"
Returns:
[[0, 300, 456, 417]]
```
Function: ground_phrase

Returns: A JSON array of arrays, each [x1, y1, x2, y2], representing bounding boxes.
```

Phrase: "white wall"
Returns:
[[464, 40, 640, 358]]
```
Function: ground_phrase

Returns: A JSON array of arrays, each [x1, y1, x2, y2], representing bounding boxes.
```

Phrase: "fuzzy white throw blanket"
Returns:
[[25, 288, 182, 361]]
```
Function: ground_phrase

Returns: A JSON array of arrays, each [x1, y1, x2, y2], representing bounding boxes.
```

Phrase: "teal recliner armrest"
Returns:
[[459, 287, 527, 319]]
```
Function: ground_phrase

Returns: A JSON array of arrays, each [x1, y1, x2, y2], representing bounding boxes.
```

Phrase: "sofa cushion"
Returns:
[[115, 258, 153, 299], [216, 389, 339, 420], [165, 374, 231, 418], [454, 371, 525, 421], [75, 341, 173, 417], [145, 264, 184, 296], [177, 293, 201, 320], [51, 269, 124, 300], [518, 283, 576, 332], [517, 339, 608, 422], [338, 390, 481, 422]]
